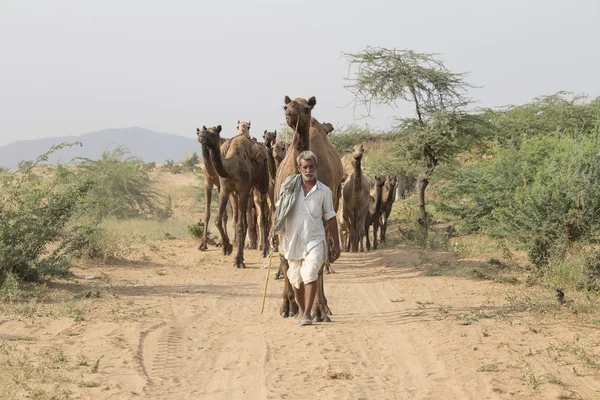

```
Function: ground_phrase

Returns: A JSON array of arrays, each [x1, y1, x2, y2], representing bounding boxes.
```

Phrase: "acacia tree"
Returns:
[[344, 46, 479, 224]]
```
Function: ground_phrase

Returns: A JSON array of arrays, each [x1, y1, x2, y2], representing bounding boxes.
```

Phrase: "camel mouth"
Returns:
[[285, 108, 299, 116]]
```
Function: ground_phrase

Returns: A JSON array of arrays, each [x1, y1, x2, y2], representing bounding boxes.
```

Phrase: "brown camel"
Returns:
[[272, 140, 288, 170], [198, 125, 270, 267], [196, 129, 237, 251], [336, 175, 349, 251], [364, 176, 386, 251], [380, 175, 399, 243], [322, 122, 334, 134], [340, 144, 371, 252], [273, 96, 344, 322]]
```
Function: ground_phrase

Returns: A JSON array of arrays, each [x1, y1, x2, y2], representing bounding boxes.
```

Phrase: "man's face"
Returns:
[[298, 159, 316, 182]]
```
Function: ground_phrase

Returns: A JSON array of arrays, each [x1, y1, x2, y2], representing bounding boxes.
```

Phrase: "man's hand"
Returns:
[[332, 243, 341, 262]]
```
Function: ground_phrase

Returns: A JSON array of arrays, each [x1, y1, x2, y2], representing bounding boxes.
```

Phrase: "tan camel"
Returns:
[[340, 144, 371, 252], [365, 176, 386, 251], [198, 125, 270, 267], [273, 96, 344, 322], [196, 129, 237, 251], [237, 120, 251, 137], [380, 175, 399, 243]]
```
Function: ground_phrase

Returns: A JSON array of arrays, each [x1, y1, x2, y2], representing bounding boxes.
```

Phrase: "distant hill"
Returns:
[[0, 127, 201, 170]]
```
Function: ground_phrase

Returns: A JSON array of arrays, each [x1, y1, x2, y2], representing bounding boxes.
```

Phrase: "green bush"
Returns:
[[73, 146, 173, 221], [182, 152, 200, 172], [0, 143, 92, 286]]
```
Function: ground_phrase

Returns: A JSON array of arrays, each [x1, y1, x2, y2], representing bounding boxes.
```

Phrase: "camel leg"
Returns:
[[199, 181, 213, 251], [215, 189, 233, 256], [324, 226, 336, 275], [230, 193, 239, 248], [373, 216, 380, 250], [257, 192, 269, 258], [312, 264, 332, 322], [279, 255, 299, 318], [233, 189, 249, 269], [365, 218, 372, 251], [246, 194, 257, 250], [381, 212, 389, 242]]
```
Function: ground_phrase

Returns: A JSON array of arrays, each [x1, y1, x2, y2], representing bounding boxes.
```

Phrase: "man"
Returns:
[[271, 150, 341, 326]]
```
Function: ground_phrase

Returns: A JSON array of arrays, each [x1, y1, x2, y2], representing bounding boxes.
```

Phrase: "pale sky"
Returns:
[[1, 0, 599, 147]]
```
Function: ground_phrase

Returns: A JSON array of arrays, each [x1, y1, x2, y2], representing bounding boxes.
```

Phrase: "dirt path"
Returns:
[[2, 243, 600, 399]]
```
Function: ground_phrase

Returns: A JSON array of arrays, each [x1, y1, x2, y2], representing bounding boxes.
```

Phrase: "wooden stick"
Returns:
[[260, 249, 275, 315]]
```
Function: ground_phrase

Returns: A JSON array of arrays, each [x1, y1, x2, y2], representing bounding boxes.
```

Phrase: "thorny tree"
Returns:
[[344, 46, 479, 224]]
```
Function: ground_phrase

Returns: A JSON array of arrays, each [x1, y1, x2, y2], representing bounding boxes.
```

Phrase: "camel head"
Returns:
[[375, 175, 386, 188], [387, 175, 398, 190], [322, 122, 334, 135], [237, 120, 251, 137], [352, 144, 364, 160], [197, 125, 223, 149], [273, 140, 287, 162], [263, 130, 277, 148], [284, 96, 316, 130]]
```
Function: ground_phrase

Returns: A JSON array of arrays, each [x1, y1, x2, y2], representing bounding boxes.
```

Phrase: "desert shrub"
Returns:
[[182, 152, 200, 172], [17, 160, 34, 170], [187, 221, 205, 238], [437, 91, 600, 275], [162, 159, 183, 174], [73, 146, 172, 221], [328, 124, 392, 155], [0, 143, 92, 286]]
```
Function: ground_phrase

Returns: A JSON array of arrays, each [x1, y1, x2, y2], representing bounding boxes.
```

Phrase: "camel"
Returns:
[[272, 140, 288, 170], [196, 129, 236, 251], [322, 122, 334, 134], [198, 125, 270, 268], [336, 175, 349, 251], [340, 144, 371, 252], [380, 175, 399, 243], [237, 120, 251, 137], [273, 96, 344, 322], [364, 176, 386, 251]]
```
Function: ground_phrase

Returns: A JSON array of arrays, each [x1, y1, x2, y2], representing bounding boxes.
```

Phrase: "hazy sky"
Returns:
[[1, 0, 599, 147]]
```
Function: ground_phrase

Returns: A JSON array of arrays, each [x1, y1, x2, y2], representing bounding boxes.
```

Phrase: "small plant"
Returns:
[[476, 363, 498, 372], [91, 356, 104, 373], [187, 221, 205, 238]]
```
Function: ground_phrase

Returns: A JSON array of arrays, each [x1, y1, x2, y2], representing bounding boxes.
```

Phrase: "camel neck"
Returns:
[[353, 159, 362, 194], [291, 121, 310, 153], [208, 144, 232, 179], [201, 145, 218, 178]]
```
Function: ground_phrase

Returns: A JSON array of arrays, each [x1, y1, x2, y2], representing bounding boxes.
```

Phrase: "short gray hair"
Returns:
[[296, 150, 318, 167]]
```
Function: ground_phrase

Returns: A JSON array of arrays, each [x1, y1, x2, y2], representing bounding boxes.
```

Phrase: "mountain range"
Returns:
[[0, 127, 202, 170]]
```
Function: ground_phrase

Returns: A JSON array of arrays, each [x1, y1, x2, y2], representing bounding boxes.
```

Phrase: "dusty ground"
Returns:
[[2, 170, 600, 399], [2, 241, 600, 400]]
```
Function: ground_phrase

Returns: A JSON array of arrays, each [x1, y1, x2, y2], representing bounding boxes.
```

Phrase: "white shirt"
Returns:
[[281, 180, 336, 260]]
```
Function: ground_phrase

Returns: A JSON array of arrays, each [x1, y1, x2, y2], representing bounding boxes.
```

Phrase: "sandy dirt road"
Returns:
[[2, 242, 600, 399]]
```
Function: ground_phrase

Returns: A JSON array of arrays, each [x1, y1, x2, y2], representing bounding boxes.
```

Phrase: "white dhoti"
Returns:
[[287, 242, 325, 289]]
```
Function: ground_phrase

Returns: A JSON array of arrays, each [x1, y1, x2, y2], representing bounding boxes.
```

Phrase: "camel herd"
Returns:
[[196, 96, 398, 321]]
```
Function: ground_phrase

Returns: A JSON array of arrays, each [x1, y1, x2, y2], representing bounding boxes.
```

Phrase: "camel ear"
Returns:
[[308, 96, 316, 109], [274, 130, 277, 135], [196, 127, 201, 135], [284, 96, 292, 105], [216, 125, 222, 133], [248, 120, 251, 127], [202, 125, 207, 131]]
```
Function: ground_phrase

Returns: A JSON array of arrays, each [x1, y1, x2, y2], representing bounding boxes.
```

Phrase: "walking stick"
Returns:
[[260, 248, 275, 315]]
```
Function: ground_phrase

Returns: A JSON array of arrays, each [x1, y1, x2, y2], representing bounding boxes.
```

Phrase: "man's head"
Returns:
[[296, 150, 318, 183]]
